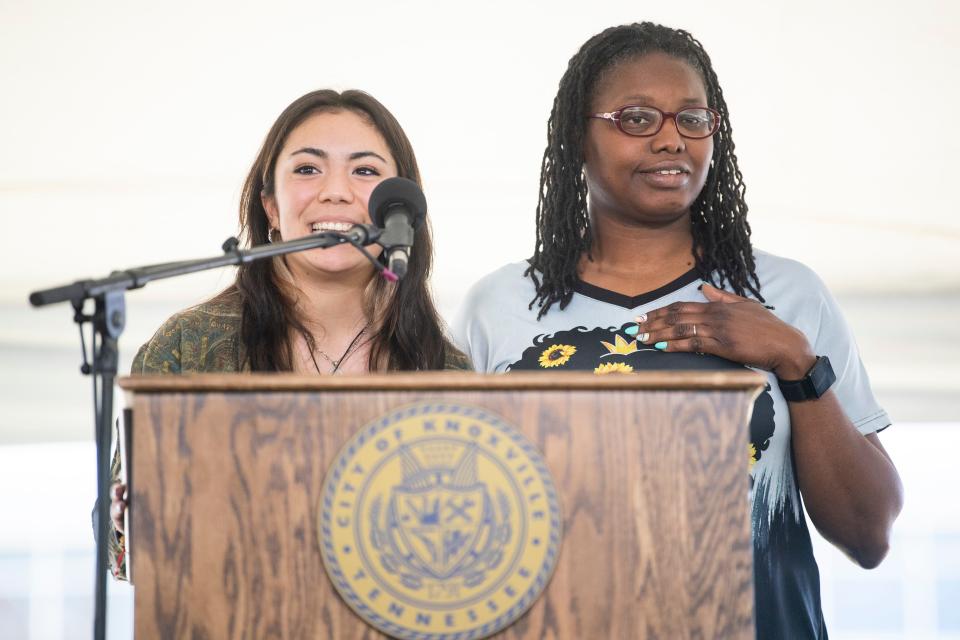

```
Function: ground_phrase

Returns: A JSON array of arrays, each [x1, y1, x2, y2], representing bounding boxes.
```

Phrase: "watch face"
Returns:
[[810, 356, 836, 398], [778, 356, 835, 401]]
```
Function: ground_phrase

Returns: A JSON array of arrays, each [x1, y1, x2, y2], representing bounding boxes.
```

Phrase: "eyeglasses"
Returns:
[[589, 105, 721, 139]]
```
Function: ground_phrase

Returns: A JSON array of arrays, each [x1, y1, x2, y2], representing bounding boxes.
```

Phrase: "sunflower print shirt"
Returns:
[[454, 254, 890, 640]]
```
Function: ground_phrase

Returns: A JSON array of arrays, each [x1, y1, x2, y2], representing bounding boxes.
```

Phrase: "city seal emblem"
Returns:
[[319, 402, 562, 639]]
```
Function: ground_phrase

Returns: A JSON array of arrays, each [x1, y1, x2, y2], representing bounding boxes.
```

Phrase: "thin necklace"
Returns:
[[305, 326, 368, 375]]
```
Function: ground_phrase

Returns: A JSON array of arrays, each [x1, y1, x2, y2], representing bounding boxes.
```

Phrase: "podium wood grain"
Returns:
[[123, 372, 760, 639]]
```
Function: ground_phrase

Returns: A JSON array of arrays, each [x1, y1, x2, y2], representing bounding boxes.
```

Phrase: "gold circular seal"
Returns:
[[319, 402, 562, 639]]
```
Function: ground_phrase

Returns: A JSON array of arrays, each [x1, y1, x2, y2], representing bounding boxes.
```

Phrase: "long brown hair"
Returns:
[[234, 89, 453, 371]]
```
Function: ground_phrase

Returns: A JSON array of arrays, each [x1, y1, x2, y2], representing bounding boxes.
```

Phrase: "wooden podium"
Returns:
[[118, 371, 764, 639]]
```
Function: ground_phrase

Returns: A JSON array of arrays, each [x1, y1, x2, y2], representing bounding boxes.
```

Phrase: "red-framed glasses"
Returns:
[[589, 105, 721, 139]]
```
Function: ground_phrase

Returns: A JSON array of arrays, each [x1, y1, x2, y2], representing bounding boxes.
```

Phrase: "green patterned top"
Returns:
[[131, 289, 247, 374], [110, 287, 470, 579], [131, 288, 471, 373]]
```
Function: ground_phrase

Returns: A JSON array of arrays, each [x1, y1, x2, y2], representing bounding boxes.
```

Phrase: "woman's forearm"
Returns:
[[789, 392, 904, 568]]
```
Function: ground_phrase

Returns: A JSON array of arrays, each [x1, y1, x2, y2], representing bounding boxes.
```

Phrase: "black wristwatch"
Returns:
[[777, 355, 836, 402]]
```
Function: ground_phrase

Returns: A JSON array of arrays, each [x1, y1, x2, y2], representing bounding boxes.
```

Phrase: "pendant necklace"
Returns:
[[305, 325, 368, 375]]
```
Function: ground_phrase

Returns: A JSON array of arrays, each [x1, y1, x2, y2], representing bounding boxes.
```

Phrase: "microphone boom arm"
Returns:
[[26, 221, 381, 640], [30, 224, 382, 307]]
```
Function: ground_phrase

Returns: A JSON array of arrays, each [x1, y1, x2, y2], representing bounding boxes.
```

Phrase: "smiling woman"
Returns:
[[454, 22, 903, 640], [103, 89, 469, 581], [134, 89, 466, 377], [264, 110, 395, 281]]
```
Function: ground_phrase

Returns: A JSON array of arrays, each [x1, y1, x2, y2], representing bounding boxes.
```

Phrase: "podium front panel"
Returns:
[[121, 372, 760, 639]]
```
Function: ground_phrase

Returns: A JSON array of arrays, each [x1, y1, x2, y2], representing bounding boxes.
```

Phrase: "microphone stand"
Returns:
[[27, 225, 383, 640]]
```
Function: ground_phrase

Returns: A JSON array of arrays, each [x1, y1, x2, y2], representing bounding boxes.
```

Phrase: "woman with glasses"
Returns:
[[455, 23, 902, 639], [104, 89, 469, 580]]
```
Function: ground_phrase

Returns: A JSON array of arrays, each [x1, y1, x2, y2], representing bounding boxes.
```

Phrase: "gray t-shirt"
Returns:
[[453, 250, 889, 640]]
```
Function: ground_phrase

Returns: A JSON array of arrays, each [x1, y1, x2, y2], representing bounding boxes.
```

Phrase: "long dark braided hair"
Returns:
[[527, 22, 763, 318]]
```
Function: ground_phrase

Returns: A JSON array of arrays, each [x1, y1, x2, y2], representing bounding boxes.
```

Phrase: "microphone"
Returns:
[[368, 177, 427, 280]]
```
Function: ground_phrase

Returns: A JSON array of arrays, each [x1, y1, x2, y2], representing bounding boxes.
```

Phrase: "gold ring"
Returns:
[[693, 324, 698, 337]]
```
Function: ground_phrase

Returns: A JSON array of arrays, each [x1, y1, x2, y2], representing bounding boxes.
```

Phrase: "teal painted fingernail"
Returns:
[[655, 341, 668, 350], [625, 325, 639, 336]]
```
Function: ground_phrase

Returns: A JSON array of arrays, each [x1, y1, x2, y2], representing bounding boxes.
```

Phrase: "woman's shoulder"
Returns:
[[150, 288, 242, 335], [462, 261, 534, 306], [192, 287, 243, 317], [442, 345, 473, 371], [752, 249, 829, 293], [131, 288, 243, 374], [749, 249, 849, 341]]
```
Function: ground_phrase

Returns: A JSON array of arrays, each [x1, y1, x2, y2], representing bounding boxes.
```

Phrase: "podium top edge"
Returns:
[[118, 370, 767, 393]]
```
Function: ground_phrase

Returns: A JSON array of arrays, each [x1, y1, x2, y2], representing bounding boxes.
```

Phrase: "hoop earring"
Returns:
[[268, 228, 281, 243]]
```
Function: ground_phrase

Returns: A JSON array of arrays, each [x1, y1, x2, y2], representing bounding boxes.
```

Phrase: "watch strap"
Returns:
[[777, 355, 836, 402]]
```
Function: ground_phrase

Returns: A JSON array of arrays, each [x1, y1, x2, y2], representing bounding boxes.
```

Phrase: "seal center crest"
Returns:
[[376, 442, 510, 585]]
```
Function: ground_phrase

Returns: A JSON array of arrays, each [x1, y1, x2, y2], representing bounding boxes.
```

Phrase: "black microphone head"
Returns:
[[369, 177, 427, 230]]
